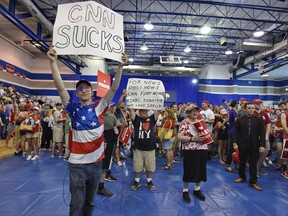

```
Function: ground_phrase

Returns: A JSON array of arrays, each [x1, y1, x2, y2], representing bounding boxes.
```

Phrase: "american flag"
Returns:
[[66, 98, 108, 164]]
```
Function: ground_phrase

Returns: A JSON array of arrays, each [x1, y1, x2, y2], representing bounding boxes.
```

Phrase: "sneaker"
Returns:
[[131, 181, 141, 191], [193, 190, 206, 201], [26, 155, 32, 160], [51, 155, 55, 158], [105, 175, 117, 182], [258, 170, 268, 176], [31, 155, 39, 160], [262, 161, 268, 168], [268, 160, 273, 165], [183, 192, 191, 203], [162, 165, 172, 170], [59, 154, 64, 158], [97, 187, 113, 197], [14, 151, 20, 156], [18, 149, 23, 156], [281, 170, 288, 179], [146, 181, 156, 191], [117, 161, 123, 167], [120, 156, 126, 160], [219, 160, 225, 165], [173, 159, 180, 164], [225, 167, 238, 173]]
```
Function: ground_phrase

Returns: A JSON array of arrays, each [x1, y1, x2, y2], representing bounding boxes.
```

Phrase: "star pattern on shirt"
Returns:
[[70, 103, 100, 131]]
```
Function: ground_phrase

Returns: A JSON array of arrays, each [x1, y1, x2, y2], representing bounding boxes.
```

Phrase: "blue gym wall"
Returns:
[[0, 59, 285, 106]]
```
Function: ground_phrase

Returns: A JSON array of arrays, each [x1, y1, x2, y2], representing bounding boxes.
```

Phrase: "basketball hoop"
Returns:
[[167, 54, 174, 63]]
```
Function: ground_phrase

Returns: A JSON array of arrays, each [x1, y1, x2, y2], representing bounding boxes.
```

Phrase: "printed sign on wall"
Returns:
[[53, 1, 124, 62], [126, 78, 165, 110], [6, 64, 15, 74]]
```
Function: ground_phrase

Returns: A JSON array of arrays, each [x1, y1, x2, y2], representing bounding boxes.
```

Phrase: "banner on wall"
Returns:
[[6, 64, 15, 74], [97, 70, 110, 97], [126, 78, 165, 110], [53, 1, 124, 62]]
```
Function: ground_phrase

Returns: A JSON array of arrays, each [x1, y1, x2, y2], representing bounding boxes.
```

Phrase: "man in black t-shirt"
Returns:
[[129, 109, 159, 191]]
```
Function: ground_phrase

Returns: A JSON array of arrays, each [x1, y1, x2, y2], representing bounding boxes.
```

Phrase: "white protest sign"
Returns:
[[126, 78, 165, 110], [53, 1, 124, 62]]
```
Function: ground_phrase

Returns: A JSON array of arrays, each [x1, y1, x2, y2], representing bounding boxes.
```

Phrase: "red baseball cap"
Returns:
[[202, 100, 209, 105], [252, 98, 262, 104], [220, 109, 228, 115], [240, 98, 248, 104], [186, 104, 200, 112]]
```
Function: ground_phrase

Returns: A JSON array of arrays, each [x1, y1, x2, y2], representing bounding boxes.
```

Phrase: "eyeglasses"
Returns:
[[76, 86, 92, 92]]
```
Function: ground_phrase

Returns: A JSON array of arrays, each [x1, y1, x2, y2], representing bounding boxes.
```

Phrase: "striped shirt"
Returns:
[[66, 98, 108, 164]]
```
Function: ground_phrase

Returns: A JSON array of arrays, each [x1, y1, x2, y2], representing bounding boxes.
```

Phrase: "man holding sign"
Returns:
[[129, 108, 160, 191], [47, 45, 126, 216], [126, 78, 165, 191]]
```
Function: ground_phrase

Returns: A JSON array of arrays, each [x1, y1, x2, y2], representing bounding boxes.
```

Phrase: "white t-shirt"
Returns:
[[53, 110, 63, 128], [0, 88, 4, 96], [200, 109, 215, 132]]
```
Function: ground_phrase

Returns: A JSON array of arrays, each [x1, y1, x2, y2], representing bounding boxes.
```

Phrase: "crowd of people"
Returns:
[[1, 50, 288, 214], [1, 84, 287, 178]]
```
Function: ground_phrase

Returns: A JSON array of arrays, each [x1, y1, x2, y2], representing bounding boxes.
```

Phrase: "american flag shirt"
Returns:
[[65, 98, 108, 164]]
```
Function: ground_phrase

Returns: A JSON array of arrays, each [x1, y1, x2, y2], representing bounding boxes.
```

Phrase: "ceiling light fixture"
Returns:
[[225, 50, 233, 55], [184, 46, 191, 53], [144, 21, 154, 30], [140, 43, 148, 51], [128, 57, 134, 62], [192, 79, 198, 84], [200, 26, 211, 34], [253, 30, 265, 37], [261, 74, 269, 77], [220, 37, 227, 46], [183, 60, 189, 64]]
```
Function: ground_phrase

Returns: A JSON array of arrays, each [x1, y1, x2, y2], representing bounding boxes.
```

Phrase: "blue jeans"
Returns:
[[69, 162, 102, 216], [225, 134, 235, 166], [0, 124, 7, 140]]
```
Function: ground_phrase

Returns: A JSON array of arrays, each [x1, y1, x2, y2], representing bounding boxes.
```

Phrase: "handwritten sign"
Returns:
[[126, 78, 165, 110], [53, 1, 124, 62]]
